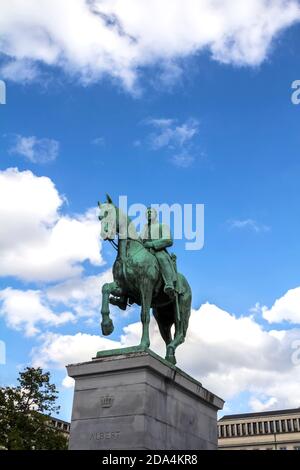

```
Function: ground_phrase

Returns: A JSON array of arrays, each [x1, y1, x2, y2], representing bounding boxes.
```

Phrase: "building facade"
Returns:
[[49, 416, 70, 440], [218, 408, 300, 450]]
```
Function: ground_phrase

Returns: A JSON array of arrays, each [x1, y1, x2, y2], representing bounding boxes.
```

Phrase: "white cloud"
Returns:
[[62, 376, 75, 389], [174, 304, 300, 409], [120, 319, 165, 353], [249, 396, 279, 412], [1, 59, 39, 83], [0, 0, 299, 89], [0, 168, 103, 282], [91, 137, 105, 146], [262, 287, 300, 324], [0, 288, 75, 337], [143, 117, 199, 167], [31, 319, 163, 369], [171, 152, 195, 168], [31, 332, 122, 368], [228, 218, 270, 233], [9, 135, 60, 163], [31, 301, 300, 411], [147, 118, 199, 150], [0, 272, 112, 336], [47, 271, 113, 318]]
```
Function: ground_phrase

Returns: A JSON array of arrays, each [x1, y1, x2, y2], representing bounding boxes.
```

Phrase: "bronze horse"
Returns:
[[98, 195, 192, 364]]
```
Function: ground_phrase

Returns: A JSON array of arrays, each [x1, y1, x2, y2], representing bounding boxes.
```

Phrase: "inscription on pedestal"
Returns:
[[90, 431, 121, 441]]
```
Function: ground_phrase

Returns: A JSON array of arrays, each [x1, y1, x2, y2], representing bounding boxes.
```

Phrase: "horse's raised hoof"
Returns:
[[101, 318, 114, 336], [166, 347, 177, 365]]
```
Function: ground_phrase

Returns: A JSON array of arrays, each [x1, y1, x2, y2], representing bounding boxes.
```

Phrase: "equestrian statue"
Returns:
[[98, 195, 192, 365]]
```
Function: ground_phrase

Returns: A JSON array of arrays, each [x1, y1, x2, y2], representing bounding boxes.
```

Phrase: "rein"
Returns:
[[108, 236, 145, 255], [108, 235, 158, 273]]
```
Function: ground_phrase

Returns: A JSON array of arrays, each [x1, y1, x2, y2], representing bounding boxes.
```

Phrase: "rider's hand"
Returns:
[[144, 241, 154, 249]]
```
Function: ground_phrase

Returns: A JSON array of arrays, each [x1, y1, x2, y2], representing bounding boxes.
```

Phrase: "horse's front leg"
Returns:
[[101, 282, 125, 335], [101, 282, 117, 336], [139, 283, 153, 349]]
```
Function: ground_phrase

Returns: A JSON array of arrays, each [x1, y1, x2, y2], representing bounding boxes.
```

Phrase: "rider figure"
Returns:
[[109, 207, 176, 310], [141, 207, 176, 298]]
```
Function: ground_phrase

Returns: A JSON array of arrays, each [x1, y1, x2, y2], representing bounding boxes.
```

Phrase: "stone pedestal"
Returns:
[[66, 349, 224, 450]]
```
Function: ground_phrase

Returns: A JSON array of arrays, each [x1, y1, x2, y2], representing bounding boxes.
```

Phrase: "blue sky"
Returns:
[[1, 0, 300, 421]]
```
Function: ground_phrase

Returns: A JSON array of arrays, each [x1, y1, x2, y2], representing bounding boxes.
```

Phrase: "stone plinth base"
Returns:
[[66, 349, 224, 450]]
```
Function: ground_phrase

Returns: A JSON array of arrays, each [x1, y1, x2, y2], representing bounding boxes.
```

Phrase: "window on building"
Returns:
[[270, 421, 274, 433], [259, 422, 263, 434], [264, 422, 269, 433], [287, 420, 292, 432], [275, 421, 280, 433], [226, 425, 229, 437], [253, 422, 258, 434], [242, 423, 246, 435], [281, 421, 286, 432], [237, 424, 241, 436], [247, 423, 252, 434], [293, 419, 298, 431]]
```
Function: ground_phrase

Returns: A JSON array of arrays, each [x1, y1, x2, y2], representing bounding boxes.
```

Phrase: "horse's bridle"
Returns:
[[108, 235, 144, 254]]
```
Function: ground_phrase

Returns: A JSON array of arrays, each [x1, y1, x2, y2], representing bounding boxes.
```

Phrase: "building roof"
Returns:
[[49, 415, 70, 425], [219, 408, 300, 421]]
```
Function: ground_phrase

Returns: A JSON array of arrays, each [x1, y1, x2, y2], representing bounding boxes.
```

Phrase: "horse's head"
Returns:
[[98, 194, 139, 242], [98, 194, 118, 241]]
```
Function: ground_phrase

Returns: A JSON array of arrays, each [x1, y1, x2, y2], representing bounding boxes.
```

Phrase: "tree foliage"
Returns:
[[0, 367, 68, 450]]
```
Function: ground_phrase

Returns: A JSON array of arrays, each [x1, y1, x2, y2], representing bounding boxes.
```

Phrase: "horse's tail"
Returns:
[[177, 273, 192, 339]]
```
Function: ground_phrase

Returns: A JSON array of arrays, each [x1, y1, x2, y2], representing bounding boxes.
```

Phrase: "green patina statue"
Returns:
[[98, 195, 192, 365]]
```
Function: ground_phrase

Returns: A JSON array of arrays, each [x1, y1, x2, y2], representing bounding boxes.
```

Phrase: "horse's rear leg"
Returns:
[[166, 295, 191, 365], [139, 284, 153, 349], [153, 307, 172, 348], [166, 319, 183, 365]]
